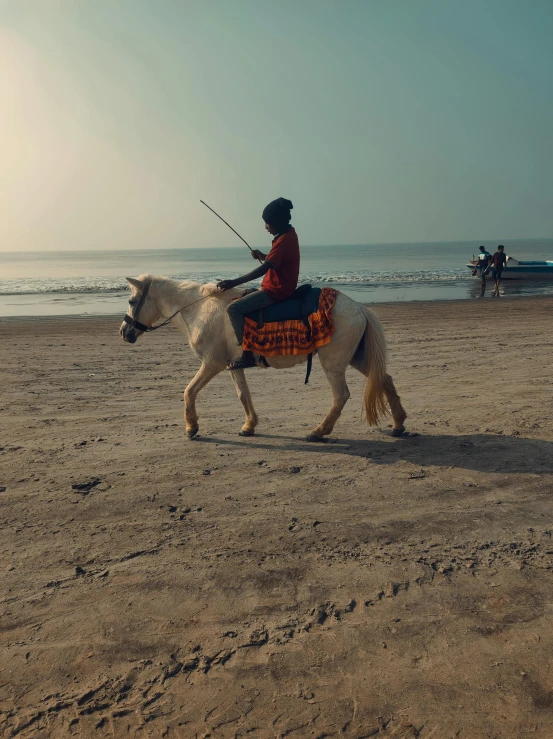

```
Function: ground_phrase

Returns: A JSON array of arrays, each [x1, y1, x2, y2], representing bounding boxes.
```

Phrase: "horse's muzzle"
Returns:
[[120, 321, 138, 343]]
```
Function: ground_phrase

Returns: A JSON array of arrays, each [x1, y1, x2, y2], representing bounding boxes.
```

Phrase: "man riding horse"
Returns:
[[217, 197, 299, 370]]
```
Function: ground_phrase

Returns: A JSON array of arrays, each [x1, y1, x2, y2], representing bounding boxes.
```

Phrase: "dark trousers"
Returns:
[[227, 289, 275, 346]]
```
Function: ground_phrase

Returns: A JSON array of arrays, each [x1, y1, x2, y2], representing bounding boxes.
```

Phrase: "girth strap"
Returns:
[[304, 352, 313, 385], [255, 352, 313, 383]]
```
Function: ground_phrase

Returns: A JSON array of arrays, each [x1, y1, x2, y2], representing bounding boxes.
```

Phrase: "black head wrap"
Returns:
[[262, 197, 293, 228]]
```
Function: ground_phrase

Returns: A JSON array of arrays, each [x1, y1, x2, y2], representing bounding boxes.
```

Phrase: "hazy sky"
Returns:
[[1, 0, 552, 251]]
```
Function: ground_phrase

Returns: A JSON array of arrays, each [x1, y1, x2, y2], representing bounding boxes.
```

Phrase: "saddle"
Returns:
[[245, 284, 321, 329], [242, 285, 334, 385]]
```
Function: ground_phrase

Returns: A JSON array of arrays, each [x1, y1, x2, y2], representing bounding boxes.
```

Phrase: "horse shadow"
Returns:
[[195, 430, 553, 476]]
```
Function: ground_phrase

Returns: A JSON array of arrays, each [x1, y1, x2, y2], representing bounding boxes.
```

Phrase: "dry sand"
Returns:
[[1, 297, 553, 738]]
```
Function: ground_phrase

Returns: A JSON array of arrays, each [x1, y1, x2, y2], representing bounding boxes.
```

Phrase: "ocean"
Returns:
[[1, 239, 552, 317]]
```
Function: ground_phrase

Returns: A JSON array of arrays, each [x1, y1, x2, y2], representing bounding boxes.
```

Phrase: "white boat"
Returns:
[[467, 256, 553, 280]]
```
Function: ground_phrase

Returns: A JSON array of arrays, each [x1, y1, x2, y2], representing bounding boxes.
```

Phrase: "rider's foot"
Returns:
[[227, 351, 257, 370]]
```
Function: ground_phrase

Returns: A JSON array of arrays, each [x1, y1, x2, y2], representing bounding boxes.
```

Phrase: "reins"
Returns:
[[124, 278, 317, 385], [123, 279, 218, 334]]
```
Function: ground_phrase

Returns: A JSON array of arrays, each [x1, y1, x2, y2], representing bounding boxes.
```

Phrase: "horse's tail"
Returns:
[[356, 308, 389, 425]]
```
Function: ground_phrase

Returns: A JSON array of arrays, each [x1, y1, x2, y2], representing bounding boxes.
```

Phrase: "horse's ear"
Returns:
[[126, 277, 143, 290]]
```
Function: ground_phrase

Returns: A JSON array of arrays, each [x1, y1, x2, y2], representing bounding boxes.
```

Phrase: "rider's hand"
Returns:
[[251, 249, 265, 261], [217, 279, 236, 291]]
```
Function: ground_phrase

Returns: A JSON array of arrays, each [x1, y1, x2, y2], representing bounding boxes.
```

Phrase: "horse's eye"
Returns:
[[129, 300, 137, 306]]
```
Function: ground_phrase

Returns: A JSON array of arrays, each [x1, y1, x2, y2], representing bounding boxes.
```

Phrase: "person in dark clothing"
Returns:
[[217, 198, 300, 370], [472, 246, 492, 296], [490, 244, 508, 294], [473, 246, 492, 278]]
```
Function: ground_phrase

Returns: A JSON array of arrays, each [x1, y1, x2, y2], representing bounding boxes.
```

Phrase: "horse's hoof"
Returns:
[[307, 433, 327, 443], [187, 426, 199, 439], [391, 426, 406, 437], [239, 429, 255, 437]]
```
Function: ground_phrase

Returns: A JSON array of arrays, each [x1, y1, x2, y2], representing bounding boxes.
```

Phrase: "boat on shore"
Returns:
[[467, 256, 553, 280]]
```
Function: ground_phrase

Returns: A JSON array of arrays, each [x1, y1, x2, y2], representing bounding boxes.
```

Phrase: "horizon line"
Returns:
[[1, 236, 552, 256]]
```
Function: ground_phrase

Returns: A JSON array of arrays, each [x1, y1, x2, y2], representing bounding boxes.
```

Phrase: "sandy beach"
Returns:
[[1, 296, 553, 738]]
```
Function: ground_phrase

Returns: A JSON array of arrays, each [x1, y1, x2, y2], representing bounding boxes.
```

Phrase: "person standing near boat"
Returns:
[[473, 246, 492, 279], [472, 246, 492, 296], [490, 245, 508, 295]]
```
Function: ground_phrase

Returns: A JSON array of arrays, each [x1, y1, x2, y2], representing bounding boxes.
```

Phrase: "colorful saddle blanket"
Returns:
[[242, 286, 338, 357]]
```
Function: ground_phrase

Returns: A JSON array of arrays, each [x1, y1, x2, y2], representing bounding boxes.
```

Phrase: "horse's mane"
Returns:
[[174, 279, 221, 299], [136, 275, 218, 298], [134, 276, 229, 326]]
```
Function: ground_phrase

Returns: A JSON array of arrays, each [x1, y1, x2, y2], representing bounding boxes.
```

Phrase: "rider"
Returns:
[[217, 197, 300, 370]]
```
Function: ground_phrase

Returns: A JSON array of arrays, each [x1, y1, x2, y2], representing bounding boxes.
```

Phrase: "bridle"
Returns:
[[122, 278, 217, 334]]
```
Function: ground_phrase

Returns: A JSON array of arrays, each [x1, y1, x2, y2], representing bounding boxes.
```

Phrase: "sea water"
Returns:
[[0, 239, 552, 317]]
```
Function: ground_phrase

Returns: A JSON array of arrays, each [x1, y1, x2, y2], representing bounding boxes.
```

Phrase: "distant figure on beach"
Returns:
[[472, 246, 491, 278], [490, 245, 509, 296], [472, 246, 492, 296], [217, 197, 300, 369]]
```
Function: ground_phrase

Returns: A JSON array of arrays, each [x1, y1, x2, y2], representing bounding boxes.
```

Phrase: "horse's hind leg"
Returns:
[[184, 362, 223, 438], [307, 368, 350, 442], [383, 374, 407, 436], [230, 369, 259, 436]]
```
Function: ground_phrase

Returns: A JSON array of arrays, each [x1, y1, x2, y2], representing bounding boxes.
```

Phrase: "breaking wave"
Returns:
[[0, 269, 469, 295]]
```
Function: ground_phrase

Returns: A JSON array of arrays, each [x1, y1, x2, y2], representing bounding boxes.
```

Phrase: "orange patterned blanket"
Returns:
[[242, 287, 338, 357]]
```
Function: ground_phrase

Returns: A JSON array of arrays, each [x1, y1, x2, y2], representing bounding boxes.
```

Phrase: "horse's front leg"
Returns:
[[184, 362, 223, 438], [230, 369, 259, 436]]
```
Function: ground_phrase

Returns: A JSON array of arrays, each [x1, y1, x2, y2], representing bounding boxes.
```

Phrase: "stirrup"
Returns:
[[227, 353, 257, 370]]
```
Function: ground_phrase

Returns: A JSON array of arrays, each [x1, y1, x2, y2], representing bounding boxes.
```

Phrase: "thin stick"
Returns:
[[200, 200, 253, 251]]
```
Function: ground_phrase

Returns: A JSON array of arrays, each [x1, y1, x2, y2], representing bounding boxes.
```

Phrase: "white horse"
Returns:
[[119, 275, 407, 441]]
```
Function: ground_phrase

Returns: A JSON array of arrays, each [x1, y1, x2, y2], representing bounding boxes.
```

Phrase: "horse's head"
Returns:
[[120, 276, 163, 343]]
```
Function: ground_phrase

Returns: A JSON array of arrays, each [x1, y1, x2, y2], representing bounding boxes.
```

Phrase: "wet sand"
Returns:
[[1, 297, 553, 738]]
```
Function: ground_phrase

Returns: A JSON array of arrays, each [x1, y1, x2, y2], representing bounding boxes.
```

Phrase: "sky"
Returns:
[[0, 0, 552, 252]]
